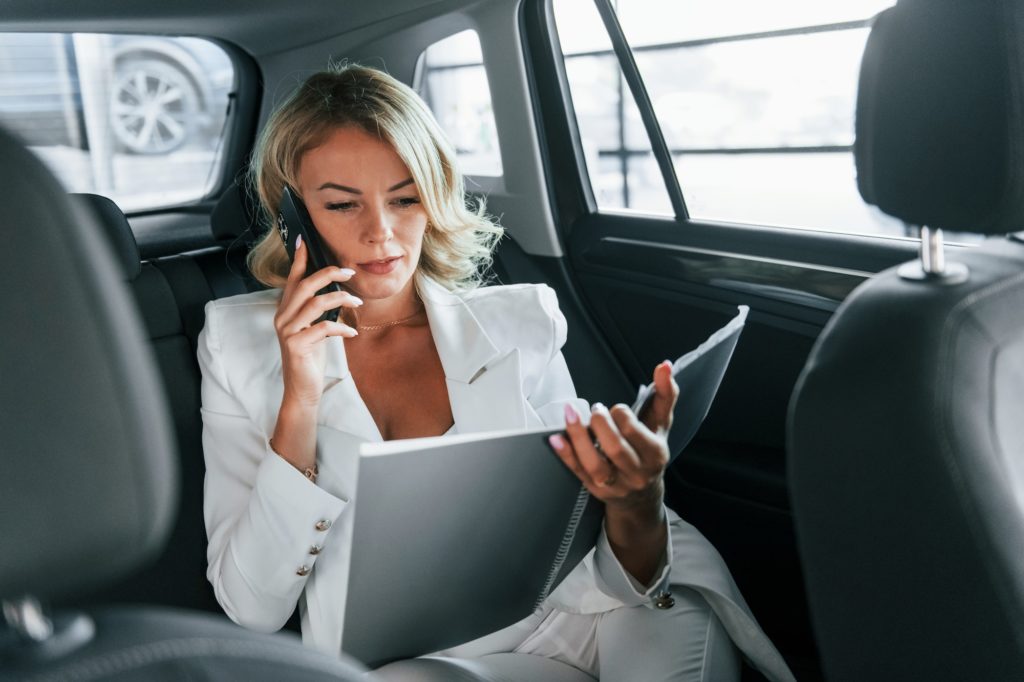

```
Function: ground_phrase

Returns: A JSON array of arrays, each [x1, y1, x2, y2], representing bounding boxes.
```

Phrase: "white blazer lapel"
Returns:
[[312, 274, 528, 441], [418, 274, 529, 435], [317, 336, 383, 442], [446, 349, 528, 434]]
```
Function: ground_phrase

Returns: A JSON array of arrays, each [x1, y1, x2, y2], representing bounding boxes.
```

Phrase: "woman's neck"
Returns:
[[346, 277, 423, 330]]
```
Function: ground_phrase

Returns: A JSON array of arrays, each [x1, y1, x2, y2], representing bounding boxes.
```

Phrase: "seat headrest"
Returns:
[[856, 0, 1024, 234], [0, 127, 178, 602], [72, 193, 141, 282], [211, 178, 263, 243]]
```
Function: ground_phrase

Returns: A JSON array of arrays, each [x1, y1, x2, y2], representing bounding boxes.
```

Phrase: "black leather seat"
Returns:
[[788, 1, 1024, 680], [63, 192, 253, 618], [0, 127, 366, 680]]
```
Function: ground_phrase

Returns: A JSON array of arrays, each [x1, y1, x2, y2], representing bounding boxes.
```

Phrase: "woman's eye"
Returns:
[[326, 202, 357, 212], [393, 197, 421, 208]]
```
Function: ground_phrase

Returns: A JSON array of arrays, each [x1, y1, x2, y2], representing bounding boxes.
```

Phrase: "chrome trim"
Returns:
[[898, 225, 969, 284], [3, 596, 53, 642], [605, 237, 874, 278], [920, 225, 945, 274], [594, 236, 873, 307]]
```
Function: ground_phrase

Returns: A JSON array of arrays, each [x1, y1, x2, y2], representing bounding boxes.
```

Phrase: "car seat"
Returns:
[[0, 124, 367, 681], [787, 1, 1024, 680]]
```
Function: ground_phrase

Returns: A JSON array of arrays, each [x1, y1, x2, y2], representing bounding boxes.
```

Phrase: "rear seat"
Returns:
[[64, 187, 606, 637], [67, 190, 264, 617]]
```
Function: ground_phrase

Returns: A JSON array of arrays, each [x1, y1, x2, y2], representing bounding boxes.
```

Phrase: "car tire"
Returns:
[[109, 58, 199, 155]]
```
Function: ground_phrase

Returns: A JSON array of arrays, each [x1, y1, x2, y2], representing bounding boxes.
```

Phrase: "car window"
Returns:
[[0, 32, 235, 212], [416, 29, 503, 177], [552, 3, 673, 214], [551, 0, 971, 241]]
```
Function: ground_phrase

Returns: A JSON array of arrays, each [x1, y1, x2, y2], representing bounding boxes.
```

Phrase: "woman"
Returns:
[[198, 64, 794, 681]]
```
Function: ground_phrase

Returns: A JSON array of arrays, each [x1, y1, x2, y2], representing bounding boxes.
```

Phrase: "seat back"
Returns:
[[0, 132, 365, 681], [0, 145, 177, 608], [787, 2, 1024, 680], [66, 193, 261, 616]]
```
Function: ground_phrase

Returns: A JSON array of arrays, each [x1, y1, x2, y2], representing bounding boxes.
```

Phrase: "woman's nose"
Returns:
[[362, 204, 394, 243]]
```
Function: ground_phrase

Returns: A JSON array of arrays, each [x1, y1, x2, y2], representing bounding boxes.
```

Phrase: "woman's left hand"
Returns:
[[549, 359, 679, 508], [549, 360, 678, 584]]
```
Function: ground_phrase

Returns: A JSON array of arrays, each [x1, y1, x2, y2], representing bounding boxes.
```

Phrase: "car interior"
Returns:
[[2, 0, 1022, 680]]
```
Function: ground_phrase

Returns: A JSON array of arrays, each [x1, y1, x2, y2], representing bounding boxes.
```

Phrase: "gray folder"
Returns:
[[321, 305, 748, 667]]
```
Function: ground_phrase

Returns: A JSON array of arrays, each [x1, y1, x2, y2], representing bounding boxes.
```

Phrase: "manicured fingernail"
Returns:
[[564, 403, 579, 425], [351, 296, 364, 305], [548, 434, 565, 450], [662, 360, 672, 369], [591, 402, 606, 414], [339, 268, 356, 277], [296, 234, 303, 250]]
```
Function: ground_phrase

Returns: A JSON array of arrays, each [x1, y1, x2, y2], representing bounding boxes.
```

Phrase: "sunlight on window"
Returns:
[[417, 30, 503, 177], [0, 32, 234, 211], [552, 0, 936, 240]]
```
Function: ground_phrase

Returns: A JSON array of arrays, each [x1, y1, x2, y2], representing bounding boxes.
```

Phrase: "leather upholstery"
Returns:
[[0, 126, 178, 602], [64, 199, 253, 616], [1, 607, 368, 681], [0, 126, 366, 680], [855, 0, 1024, 234], [790, 0, 1024, 679], [210, 177, 262, 241], [73, 193, 143, 281], [789, 239, 1024, 681]]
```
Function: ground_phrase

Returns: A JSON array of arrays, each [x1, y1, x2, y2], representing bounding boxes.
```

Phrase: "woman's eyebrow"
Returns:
[[388, 178, 415, 192], [316, 178, 414, 193], [318, 182, 361, 194]]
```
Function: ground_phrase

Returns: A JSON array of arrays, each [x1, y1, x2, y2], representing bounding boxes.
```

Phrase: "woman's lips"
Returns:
[[357, 256, 401, 275]]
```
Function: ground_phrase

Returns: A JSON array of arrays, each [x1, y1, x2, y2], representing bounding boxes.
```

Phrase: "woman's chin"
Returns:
[[348, 267, 415, 300]]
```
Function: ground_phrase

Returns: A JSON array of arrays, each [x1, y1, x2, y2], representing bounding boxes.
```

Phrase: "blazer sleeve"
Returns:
[[530, 285, 674, 608], [198, 300, 348, 633]]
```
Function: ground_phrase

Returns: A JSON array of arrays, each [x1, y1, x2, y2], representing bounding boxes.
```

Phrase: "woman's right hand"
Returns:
[[274, 236, 362, 408]]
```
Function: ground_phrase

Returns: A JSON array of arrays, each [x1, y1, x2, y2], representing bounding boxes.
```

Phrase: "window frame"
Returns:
[[0, 31, 263, 218]]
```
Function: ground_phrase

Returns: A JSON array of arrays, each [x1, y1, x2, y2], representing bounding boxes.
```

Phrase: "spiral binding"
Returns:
[[534, 484, 592, 611]]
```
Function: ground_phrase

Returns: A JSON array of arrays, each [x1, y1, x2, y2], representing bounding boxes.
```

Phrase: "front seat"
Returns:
[[787, 1, 1024, 681], [0, 124, 367, 681]]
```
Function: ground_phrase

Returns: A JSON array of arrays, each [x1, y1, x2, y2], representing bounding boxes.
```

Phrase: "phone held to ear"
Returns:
[[278, 186, 345, 324]]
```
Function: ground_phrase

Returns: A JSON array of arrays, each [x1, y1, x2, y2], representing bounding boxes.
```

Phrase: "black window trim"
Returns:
[[591, 0, 687, 219]]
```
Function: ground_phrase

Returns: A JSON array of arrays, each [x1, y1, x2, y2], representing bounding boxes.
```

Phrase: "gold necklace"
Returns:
[[355, 304, 425, 332]]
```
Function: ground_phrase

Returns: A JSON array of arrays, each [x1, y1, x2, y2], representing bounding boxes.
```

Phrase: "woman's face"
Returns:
[[296, 125, 428, 301]]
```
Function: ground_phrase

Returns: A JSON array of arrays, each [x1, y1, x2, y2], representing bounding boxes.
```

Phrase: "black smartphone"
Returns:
[[277, 185, 345, 324]]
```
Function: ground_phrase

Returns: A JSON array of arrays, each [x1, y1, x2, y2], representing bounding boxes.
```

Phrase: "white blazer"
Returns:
[[198, 272, 795, 682]]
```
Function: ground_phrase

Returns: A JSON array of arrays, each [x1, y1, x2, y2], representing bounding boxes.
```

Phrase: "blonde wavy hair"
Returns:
[[246, 63, 504, 291]]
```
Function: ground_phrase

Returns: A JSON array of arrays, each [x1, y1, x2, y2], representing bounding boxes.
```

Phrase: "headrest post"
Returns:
[[2, 597, 53, 642], [898, 224, 970, 285], [920, 225, 945, 274]]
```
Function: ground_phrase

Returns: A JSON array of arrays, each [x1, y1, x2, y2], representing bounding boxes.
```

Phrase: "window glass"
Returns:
[[556, 2, 672, 214], [0, 33, 235, 212], [614, 0, 895, 48], [417, 30, 503, 177], [552, 0, 975, 240]]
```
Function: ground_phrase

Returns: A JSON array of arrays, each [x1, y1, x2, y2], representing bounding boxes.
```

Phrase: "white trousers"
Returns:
[[370, 586, 741, 682]]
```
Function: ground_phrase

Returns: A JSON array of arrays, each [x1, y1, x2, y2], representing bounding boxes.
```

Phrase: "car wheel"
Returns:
[[109, 58, 199, 155]]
